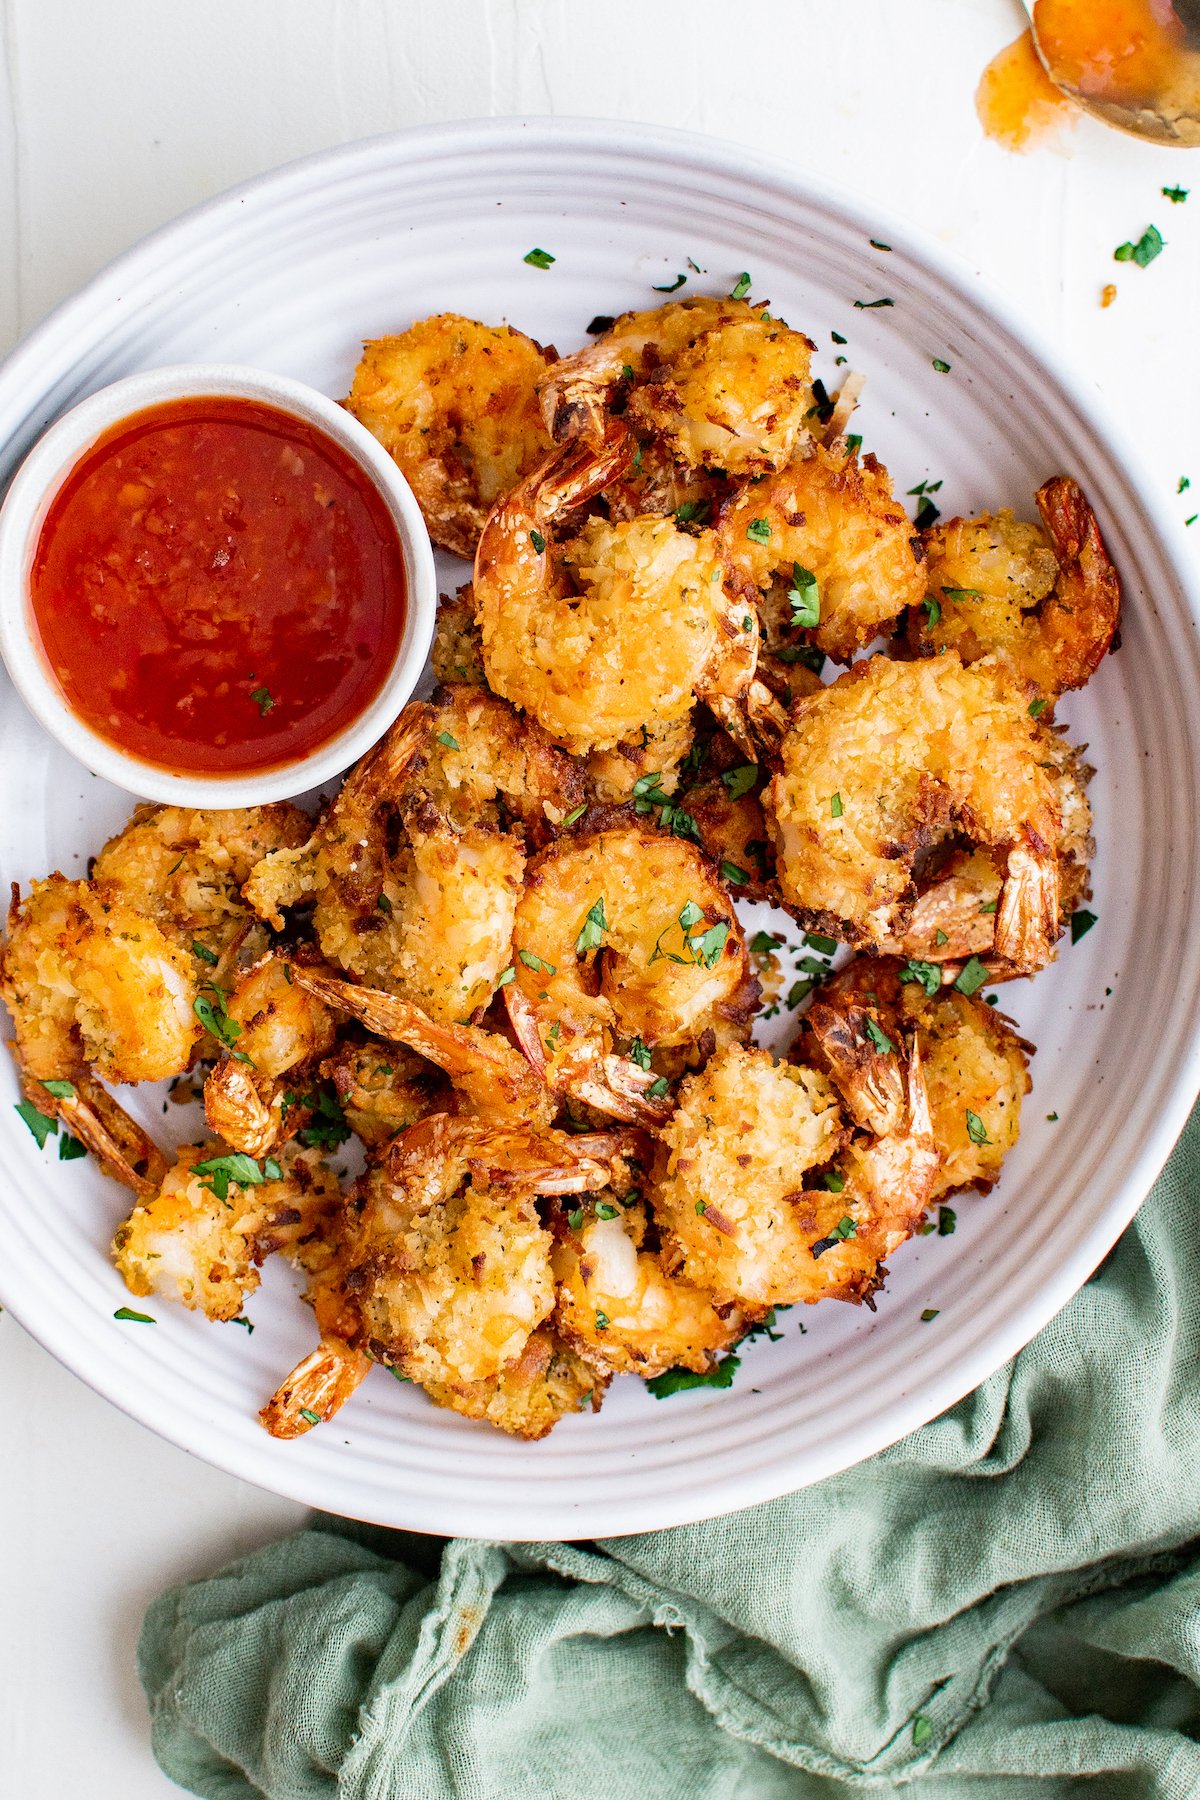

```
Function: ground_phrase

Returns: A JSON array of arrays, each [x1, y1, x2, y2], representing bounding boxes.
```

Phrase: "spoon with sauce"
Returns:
[[1022, 0, 1200, 144]]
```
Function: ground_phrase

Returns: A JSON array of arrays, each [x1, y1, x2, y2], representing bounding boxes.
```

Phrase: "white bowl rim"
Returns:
[[0, 361, 437, 807], [0, 116, 1198, 1537]]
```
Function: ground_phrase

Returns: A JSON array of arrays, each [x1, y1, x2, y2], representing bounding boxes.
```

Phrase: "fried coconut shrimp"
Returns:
[[653, 1039, 937, 1308], [765, 653, 1063, 970], [474, 426, 758, 753], [92, 802, 311, 964], [719, 443, 926, 664], [431, 583, 487, 688], [506, 827, 758, 1123], [1, 875, 199, 1086], [905, 477, 1121, 701], [203, 954, 338, 1157], [553, 1195, 746, 1377], [809, 957, 1031, 1200], [244, 687, 582, 1024], [422, 1326, 605, 1438], [319, 1034, 450, 1148], [345, 315, 555, 558], [113, 1141, 340, 1322], [877, 725, 1093, 971], [540, 295, 815, 476]]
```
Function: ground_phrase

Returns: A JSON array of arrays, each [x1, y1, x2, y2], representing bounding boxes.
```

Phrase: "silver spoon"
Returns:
[[1020, 0, 1200, 144]]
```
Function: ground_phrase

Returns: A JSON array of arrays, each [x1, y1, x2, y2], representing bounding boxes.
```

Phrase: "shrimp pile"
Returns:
[[0, 288, 1118, 1442]]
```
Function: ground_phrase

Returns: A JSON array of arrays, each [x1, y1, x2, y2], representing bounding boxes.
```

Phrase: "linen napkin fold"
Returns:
[[139, 1104, 1200, 1799]]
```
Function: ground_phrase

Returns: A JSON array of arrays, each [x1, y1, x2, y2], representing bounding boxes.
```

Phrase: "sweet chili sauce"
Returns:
[[30, 397, 407, 776]]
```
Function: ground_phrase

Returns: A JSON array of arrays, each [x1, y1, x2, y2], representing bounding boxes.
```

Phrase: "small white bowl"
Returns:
[[0, 364, 436, 806]]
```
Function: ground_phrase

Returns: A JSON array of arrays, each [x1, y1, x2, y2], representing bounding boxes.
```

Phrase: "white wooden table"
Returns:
[[2, 2, 1197, 1793]]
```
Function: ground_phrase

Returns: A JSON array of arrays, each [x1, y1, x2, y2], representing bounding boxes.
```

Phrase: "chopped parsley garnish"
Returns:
[[649, 901, 728, 971], [830, 792, 844, 819], [938, 1206, 956, 1236], [864, 1018, 894, 1054], [673, 498, 711, 527], [231, 1316, 255, 1333], [1028, 698, 1047, 718], [935, 928, 949, 947], [652, 272, 686, 292], [645, 1076, 671, 1099], [1047, 1112, 1059, 1122], [696, 1199, 708, 1215], [523, 247, 555, 269], [299, 1407, 322, 1426], [193, 1152, 282, 1202], [899, 959, 941, 998], [831, 330, 847, 345], [114, 1307, 156, 1324], [914, 498, 940, 530], [921, 597, 941, 628], [941, 586, 981, 601], [750, 930, 783, 954], [435, 730, 460, 752], [845, 432, 862, 455], [249, 685, 275, 716], [919, 1309, 940, 1324], [1180, 476, 1191, 494], [15, 1101, 57, 1149], [42, 1078, 76, 1098], [788, 563, 820, 629], [1113, 225, 1164, 267], [954, 956, 989, 997], [518, 948, 557, 976], [191, 941, 219, 966], [729, 271, 752, 300], [746, 517, 772, 545], [594, 1310, 610, 1332], [1163, 186, 1189, 204], [297, 1086, 351, 1151], [1070, 908, 1097, 944], [820, 1169, 846, 1193], [932, 358, 951, 374], [567, 1208, 583, 1231], [805, 934, 839, 955], [595, 1202, 619, 1221], [376, 893, 393, 915], [853, 297, 894, 309], [575, 896, 608, 955], [694, 922, 728, 966], [628, 1037, 652, 1070], [586, 314, 615, 335], [810, 1216, 857, 1259], [908, 478, 943, 495], [193, 982, 247, 1058], [496, 965, 516, 989], [720, 860, 749, 886], [562, 802, 588, 827], [646, 1352, 740, 1397], [59, 1133, 87, 1162], [979, 899, 997, 914], [722, 764, 758, 800], [870, 239, 892, 252], [964, 1109, 991, 1146]]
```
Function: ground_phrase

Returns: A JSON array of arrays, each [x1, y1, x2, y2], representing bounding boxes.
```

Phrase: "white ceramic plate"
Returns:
[[2, 120, 1198, 1540]]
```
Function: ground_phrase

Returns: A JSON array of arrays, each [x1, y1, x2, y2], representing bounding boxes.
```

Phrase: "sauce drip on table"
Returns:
[[30, 396, 407, 776]]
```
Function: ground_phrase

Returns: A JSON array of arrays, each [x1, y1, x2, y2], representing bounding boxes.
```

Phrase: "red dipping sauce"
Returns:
[[30, 396, 407, 775]]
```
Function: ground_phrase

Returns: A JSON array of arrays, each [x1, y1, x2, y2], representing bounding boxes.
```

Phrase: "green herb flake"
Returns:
[[562, 802, 588, 827], [59, 1133, 87, 1162], [805, 933, 839, 955], [914, 497, 941, 530], [249, 685, 275, 716], [191, 941, 219, 966], [595, 1309, 611, 1332], [575, 895, 608, 956], [831, 330, 848, 345], [114, 1307, 156, 1324], [628, 1036, 653, 1071], [979, 900, 998, 915], [720, 860, 750, 886], [964, 1109, 991, 1146], [1029, 697, 1047, 718], [695, 921, 729, 967], [529, 528, 546, 555], [568, 1208, 584, 1231], [729, 271, 752, 300], [193, 1151, 280, 1203], [679, 899, 704, 931], [853, 297, 894, 309], [941, 586, 981, 601], [231, 1316, 255, 1333], [919, 1310, 940, 1324], [750, 931, 783, 954], [830, 792, 844, 819], [299, 1407, 322, 1426], [1164, 185, 1189, 204], [864, 1018, 894, 1054], [954, 956, 989, 997], [376, 893, 393, 914], [1113, 225, 1164, 267], [673, 498, 711, 527], [646, 1076, 671, 1100], [41, 1078, 76, 1098], [646, 1352, 740, 1398], [788, 562, 821, 628], [932, 358, 951, 373], [821, 1169, 846, 1193], [15, 1101, 57, 1149], [845, 432, 862, 455], [1047, 1111, 1059, 1122], [518, 948, 557, 976], [1179, 476, 1191, 494], [496, 965, 516, 989], [870, 239, 892, 252], [595, 1202, 619, 1220], [938, 1206, 957, 1236], [193, 982, 246, 1056], [935, 928, 949, 946], [899, 959, 941, 998], [523, 247, 555, 270], [1071, 908, 1097, 944], [722, 763, 759, 800], [921, 596, 941, 627], [297, 1086, 351, 1152], [653, 272, 686, 292], [746, 517, 772, 545]]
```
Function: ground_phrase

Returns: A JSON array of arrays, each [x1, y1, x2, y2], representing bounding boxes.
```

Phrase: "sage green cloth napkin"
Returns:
[[140, 1103, 1200, 1799]]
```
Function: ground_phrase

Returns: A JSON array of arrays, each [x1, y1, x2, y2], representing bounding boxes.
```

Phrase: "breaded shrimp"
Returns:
[[1, 876, 200, 1086], [905, 477, 1121, 700], [652, 1040, 937, 1309], [474, 426, 758, 753], [553, 1196, 747, 1377], [719, 444, 925, 663], [765, 653, 1062, 967], [113, 1141, 340, 1322], [244, 689, 580, 1024], [203, 954, 338, 1157], [505, 827, 759, 1123], [319, 1034, 450, 1148], [422, 1326, 606, 1438], [345, 315, 555, 558], [539, 295, 815, 475], [92, 802, 310, 963]]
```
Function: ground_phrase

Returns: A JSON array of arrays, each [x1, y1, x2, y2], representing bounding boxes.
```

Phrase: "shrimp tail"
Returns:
[[15, 1051, 168, 1196], [1035, 476, 1121, 692], [994, 843, 1060, 972], [802, 998, 907, 1137], [260, 1337, 372, 1439], [203, 1058, 284, 1159]]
